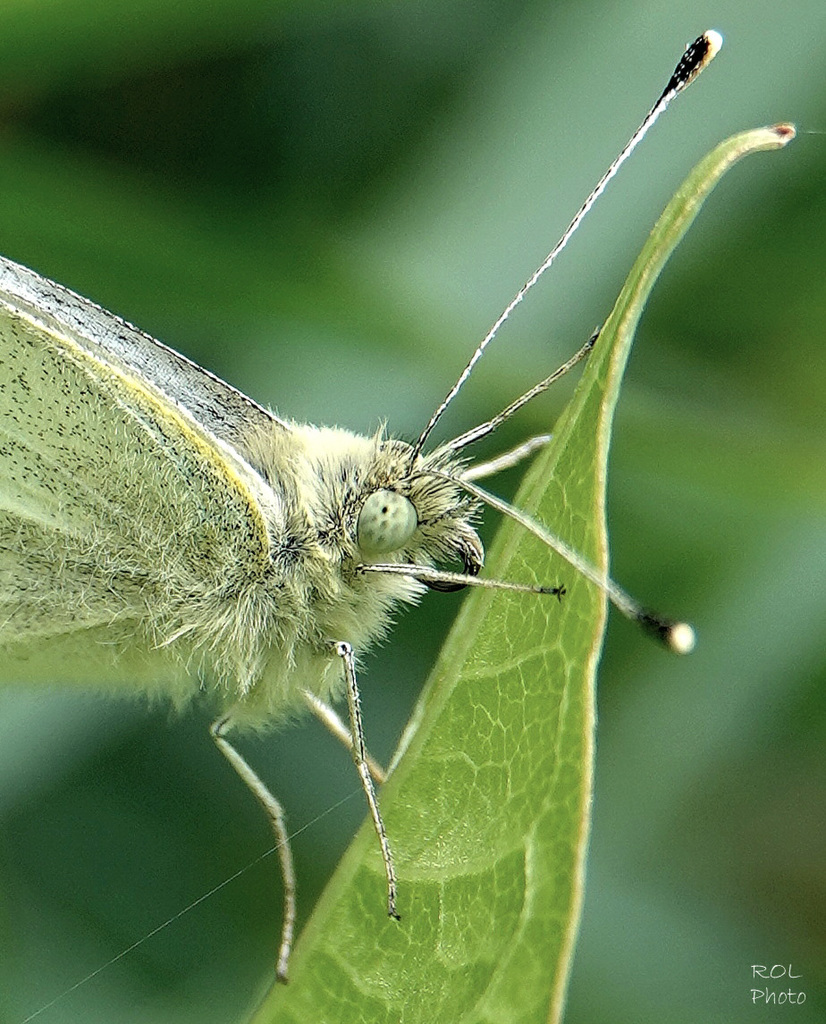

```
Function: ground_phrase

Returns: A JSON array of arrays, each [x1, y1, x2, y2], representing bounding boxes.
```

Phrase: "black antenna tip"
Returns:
[[638, 611, 696, 655], [666, 30, 723, 96]]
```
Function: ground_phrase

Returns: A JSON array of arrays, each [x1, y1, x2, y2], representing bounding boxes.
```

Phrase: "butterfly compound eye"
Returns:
[[357, 489, 418, 555]]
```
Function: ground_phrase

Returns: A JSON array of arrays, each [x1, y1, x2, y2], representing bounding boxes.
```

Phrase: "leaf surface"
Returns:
[[251, 125, 795, 1024]]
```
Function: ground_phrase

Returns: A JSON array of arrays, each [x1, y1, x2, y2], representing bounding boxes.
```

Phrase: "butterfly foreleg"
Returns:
[[330, 640, 400, 922]]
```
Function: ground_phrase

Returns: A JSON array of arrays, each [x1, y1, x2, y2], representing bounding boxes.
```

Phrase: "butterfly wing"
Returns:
[[0, 254, 280, 694], [0, 254, 288, 446]]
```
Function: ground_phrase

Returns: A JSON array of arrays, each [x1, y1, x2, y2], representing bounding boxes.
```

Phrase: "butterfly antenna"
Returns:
[[411, 29, 722, 463], [451, 473, 696, 654]]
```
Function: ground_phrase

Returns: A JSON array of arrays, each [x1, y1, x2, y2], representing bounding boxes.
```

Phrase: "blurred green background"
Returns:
[[0, 1, 823, 1022]]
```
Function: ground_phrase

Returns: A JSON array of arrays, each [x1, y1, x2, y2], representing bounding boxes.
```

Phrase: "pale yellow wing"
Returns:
[[0, 255, 279, 692]]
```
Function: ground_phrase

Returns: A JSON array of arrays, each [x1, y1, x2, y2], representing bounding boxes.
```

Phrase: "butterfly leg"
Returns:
[[330, 640, 400, 921], [210, 713, 296, 983], [461, 433, 552, 481], [301, 688, 387, 784]]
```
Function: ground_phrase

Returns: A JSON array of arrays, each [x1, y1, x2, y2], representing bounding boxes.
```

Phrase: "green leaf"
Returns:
[[250, 125, 795, 1024]]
